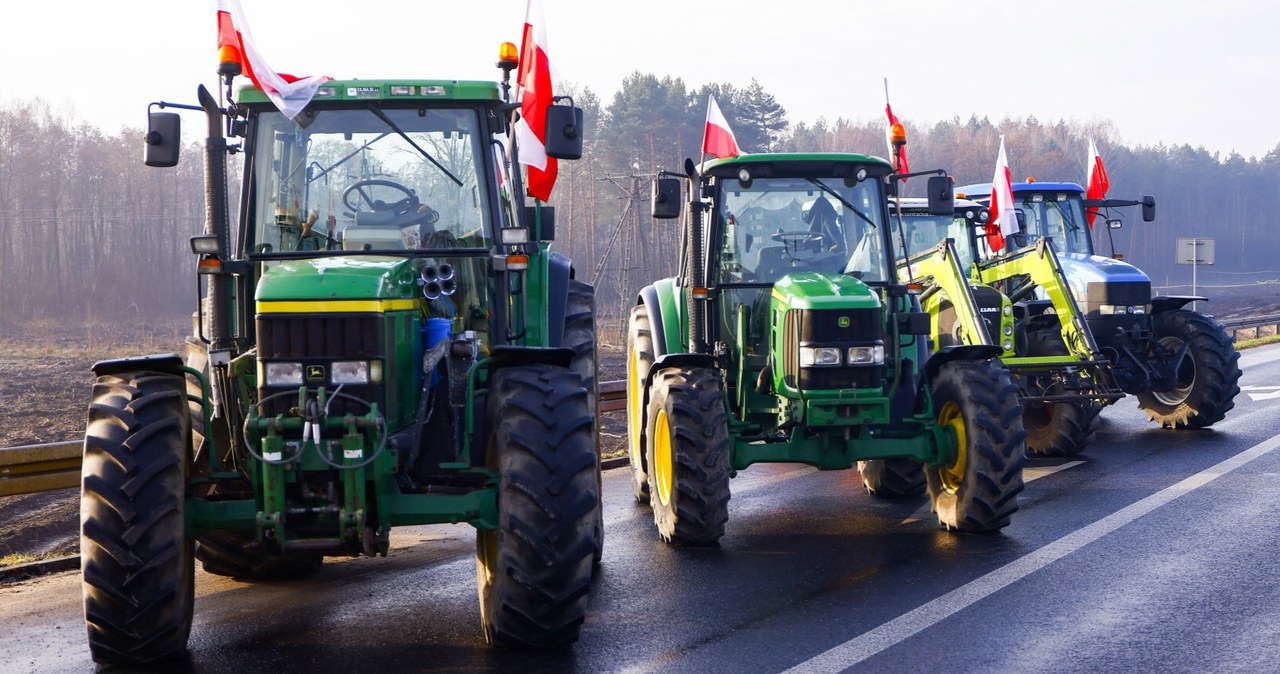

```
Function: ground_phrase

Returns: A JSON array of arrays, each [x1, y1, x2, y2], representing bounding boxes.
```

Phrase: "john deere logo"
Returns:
[[306, 365, 325, 382], [837, 316, 851, 328]]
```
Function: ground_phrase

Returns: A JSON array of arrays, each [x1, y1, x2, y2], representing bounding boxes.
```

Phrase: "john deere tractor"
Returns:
[[78, 44, 600, 664], [956, 181, 1241, 429], [625, 154, 1026, 546], [894, 197, 1123, 456]]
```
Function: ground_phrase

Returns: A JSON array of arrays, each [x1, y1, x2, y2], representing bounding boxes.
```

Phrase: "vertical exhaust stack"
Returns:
[[198, 84, 233, 351]]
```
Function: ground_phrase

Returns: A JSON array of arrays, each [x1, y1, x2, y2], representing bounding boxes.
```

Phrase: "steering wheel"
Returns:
[[342, 179, 419, 215], [771, 230, 828, 249]]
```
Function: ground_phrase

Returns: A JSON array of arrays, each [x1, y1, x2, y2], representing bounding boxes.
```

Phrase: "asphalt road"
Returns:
[[4, 344, 1280, 673]]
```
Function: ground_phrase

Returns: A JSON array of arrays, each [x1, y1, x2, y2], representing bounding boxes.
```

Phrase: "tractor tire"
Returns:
[[926, 359, 1026, 532], [184, 349, 322, 580], [858, 458, 927, 498], [626, 304, 656, 505], [1023, 402, 1102, 457], [645, 367, 732, 546], [81, 370, 194, 665], [565, 279, 604, 566], [1136, 310, 1242, 429], [476, 365, 597, 648]]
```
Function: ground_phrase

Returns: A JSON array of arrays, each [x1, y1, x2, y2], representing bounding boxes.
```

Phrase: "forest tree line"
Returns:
[[2, 74, 1278, 333]]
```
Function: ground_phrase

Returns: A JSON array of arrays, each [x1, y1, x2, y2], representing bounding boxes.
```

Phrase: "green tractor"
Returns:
[[78, 45, 601, 664], [625, 155, 1026, 545], [894, 197, 1123, 456]]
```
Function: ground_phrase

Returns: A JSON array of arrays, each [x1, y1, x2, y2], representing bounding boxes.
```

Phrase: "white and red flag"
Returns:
[[1085, 138, 1110, 228], [216, 0, 331, 121], [884, 102, 909, 176], [702, 95, 741, 159], [514, 0, 557, 202], [985, 136, 1018, 252]]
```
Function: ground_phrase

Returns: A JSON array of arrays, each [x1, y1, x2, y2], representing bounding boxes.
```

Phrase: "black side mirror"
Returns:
[[525, 205, 555, 241], [1141, 195, 1156, 222], [926, 175, 954, 215], [543, 104, 583, 160], [144, 112, 181, 167], [651, 177, 681, 220]]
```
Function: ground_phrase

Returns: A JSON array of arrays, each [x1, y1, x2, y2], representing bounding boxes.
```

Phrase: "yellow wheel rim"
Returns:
[[627, 346, 643, 467], [938, 400, 967, 493], [654, 408, 673, 507]]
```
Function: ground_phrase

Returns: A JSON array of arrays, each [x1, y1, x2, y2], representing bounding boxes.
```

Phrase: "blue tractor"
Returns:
[[956, 181, 1241, 429]]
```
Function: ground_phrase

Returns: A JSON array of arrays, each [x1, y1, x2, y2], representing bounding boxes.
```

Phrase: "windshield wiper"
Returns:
[[367, 105, 463, 187], [806, 178, 877, 229]]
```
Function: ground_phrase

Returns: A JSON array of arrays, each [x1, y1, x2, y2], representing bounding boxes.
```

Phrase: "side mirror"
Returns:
[[1107, 218, 1123, 230], [543, 104, 583, 160], [144, 112, 181, 167], [926, 175, 954, 215], [651, 177, 681, 220], [1141, 195, 1156, 222], [524, 205, 555, 241]]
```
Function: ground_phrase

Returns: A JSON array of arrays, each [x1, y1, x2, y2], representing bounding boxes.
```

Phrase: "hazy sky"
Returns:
[[6, 1, 1276, 159]]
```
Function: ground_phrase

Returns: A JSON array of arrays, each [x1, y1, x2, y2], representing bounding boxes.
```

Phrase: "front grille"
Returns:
[[1083, 281, 1151, 316], [257, 313, 386, 418], [783, 308, 885, 391]]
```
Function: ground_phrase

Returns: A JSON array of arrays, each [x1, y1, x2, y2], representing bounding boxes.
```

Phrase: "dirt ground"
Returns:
[[0, 288, 1270, 566]]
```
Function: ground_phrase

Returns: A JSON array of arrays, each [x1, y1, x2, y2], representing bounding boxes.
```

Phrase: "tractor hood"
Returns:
[[770, 272, 882, 311], [256, 256, 421, 302], [1057, 253, 1153, 314]]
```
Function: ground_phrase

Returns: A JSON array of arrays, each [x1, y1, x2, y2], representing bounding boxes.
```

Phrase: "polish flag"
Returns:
[[985, 137, 1017, 252], [1085, 138, 1110, 228], [515, 0, 557, 202], [885, 102, 909, 176], [702, 95, 741, 159], [216, 0, 331, 121]]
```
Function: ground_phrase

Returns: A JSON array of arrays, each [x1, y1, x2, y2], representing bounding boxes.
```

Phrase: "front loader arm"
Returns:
[[975, 239, 1099, 360], [903, 240, 991, 347]]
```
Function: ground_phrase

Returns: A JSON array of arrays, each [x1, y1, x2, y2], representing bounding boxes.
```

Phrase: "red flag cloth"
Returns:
[[984, 137, 1018, 252], [216, 0, 331, 120], [514, 0, 557, 202], [885, 103, 909, 176], [1085, 138, 1110, 228], [702, 95, 741, 159]]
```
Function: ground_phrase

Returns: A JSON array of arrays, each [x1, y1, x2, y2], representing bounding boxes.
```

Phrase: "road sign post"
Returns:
[[1176, 237, 1215, 310]]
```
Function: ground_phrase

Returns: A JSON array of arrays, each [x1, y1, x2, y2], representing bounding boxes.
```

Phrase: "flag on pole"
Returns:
[[216, 0, 331, 121], [985, 136, 1018, 252], [702, 95, 741, 159], [884, 103, 909, 177], [1085, 138, 1110, 228], [515, 0, 557, 202]]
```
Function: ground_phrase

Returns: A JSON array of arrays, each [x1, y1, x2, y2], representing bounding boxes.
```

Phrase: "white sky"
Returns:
[[5, 1, 1277, 159]]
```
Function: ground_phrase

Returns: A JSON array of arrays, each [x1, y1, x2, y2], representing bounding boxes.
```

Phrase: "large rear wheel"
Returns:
[[858, 458, 927, 498], [626, 304, 656, 505], [1023, 401, 1102, 457], [646, 367, 732, 546], [1135, 310, 1241, 429], [565, 279, 604, 566], [476, 365, 597, 648], [926, 359, 1026, 532], [81, 367, 194, 665]]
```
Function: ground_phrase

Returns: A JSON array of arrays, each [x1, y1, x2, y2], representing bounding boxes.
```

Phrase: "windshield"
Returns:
[[1014, 193, 1092, 255], [249, 107, 496, 254], [899, 212, 979, 272], [717, 176, 887, 284]]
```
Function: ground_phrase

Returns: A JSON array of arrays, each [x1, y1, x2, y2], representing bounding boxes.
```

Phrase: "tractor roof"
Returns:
[[236, 79, 502, 106], [703, 152, 892, 179], [955, 181, 1085, 199]]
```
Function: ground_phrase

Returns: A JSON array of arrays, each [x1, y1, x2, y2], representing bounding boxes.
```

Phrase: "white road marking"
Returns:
[[783, 432, 1280, 674], [1240, 384, 1280, 401], [899, 460, 1085, 524]]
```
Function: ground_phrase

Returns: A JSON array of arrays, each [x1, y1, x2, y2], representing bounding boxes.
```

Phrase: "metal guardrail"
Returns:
[[0, 382, 629, 498], [1220, 313, 1280, 341], [0, 441, 82, 498]]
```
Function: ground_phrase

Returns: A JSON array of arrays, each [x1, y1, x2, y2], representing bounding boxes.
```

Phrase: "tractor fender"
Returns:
[[92, 353, 186, 377], [544, 251, 574, 347], [1151, 295, 1207, 314], [639, 278, 684, 358], [924, 344, 1004, 382]]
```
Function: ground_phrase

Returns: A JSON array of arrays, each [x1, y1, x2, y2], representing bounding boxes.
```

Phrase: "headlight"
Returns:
[[847, 344, 885, 366], [265, 362, 304, 386], [1099, 304, 1148, 315], [1003, 339, 1014, 351], [1003, 324, 1014, 336], [331, 361, 370, 384], [800, 346, 843, 367]]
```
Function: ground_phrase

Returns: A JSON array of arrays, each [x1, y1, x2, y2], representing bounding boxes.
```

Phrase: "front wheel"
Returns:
[[81, 368, 194, 665], [1023, 401, 1102, 457], [1135, 310, 1241, 429], [926, 359, 1026, 532], [476, 365, 597, 648], [646, 367, 732, 546]]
